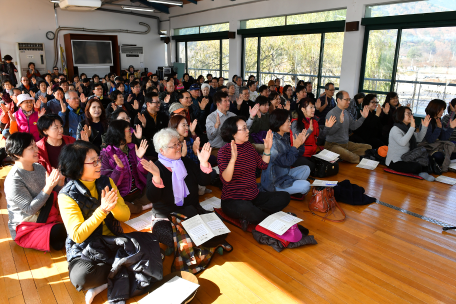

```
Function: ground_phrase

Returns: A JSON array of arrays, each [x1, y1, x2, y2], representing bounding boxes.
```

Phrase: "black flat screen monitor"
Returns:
[[72, 40, 113, 66]]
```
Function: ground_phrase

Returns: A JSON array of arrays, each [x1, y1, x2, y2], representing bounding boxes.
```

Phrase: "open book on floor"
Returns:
[[181, 213, 231, 246], [258, 211, 303, 236]]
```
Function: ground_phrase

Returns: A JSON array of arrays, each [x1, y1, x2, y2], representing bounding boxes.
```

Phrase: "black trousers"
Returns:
[[388, 161, 422, 175], [221, 191, 290, 224], [69, 258, 111, 291], [49, 223, 67, 250]]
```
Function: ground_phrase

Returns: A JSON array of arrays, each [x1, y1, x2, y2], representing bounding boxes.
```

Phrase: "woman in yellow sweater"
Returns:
[[58, 140, 130, 303]]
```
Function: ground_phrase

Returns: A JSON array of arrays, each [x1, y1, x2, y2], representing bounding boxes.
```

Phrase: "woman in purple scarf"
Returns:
[[141, 128, 214, 247]]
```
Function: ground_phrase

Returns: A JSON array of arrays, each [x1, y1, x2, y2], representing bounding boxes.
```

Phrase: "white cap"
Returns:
[[17, 94, 34, 106]]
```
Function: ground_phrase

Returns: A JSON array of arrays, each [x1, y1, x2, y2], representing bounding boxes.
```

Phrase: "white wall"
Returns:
[[0, 0, 165, 77], [157, 0, 406, 96]]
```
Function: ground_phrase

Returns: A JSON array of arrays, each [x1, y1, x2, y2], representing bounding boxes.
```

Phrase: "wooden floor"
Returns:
[[2, 162, 456, 303]]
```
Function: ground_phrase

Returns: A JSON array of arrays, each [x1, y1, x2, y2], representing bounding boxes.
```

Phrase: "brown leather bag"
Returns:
[[308, 187, 346, 222]]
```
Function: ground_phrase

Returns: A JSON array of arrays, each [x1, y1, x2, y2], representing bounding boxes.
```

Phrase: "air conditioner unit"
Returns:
[[59, 0, 101, 11], [120, 45, 144, 71], [15, 43, 47, 80]]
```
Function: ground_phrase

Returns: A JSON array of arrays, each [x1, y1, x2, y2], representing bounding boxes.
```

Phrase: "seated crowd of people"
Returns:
[[2, 55, 456, 302]]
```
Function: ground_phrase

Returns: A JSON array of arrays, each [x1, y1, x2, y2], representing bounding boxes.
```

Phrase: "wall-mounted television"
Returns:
[[71, 40, 113, 66]]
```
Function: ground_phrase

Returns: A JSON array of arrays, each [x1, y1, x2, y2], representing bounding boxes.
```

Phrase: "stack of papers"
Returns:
[[311, 180, 338, 187], [436, 175, 456, 185], [213, 166, 220, 174], [124, 211, 153, 231], [200, 196, 221, 211], [313, 149, 339, 162], [258, 211, 303, 235], [139, 276, 199, 304], [182, 213, 230, 246], [356, 158, 379, 170]]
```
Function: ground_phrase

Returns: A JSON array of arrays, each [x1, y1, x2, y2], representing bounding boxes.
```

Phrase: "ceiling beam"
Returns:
[[187, 0, 197, 4], [131, 0, 170, 13]]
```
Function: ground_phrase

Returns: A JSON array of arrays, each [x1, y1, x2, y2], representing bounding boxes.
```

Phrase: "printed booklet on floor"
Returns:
[[200, 196, 222, 211], [182, 213, 231, 246], [139, 276, 199, 304], [311, 180, 338, 187], [124, 210, 153, 231], [356, 158, 379, 170], [258, 211, 303, 235]]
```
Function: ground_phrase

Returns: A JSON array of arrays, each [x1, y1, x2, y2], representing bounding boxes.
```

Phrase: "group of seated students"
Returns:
[[2, 58, 456, 302]]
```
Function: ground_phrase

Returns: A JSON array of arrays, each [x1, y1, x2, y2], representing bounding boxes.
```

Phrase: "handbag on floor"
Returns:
[[310, 157, 339, 178], [308, 186, 346, 222]]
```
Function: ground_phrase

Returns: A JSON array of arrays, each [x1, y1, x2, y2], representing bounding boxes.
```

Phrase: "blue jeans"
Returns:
[[276, 165, 311, 195]]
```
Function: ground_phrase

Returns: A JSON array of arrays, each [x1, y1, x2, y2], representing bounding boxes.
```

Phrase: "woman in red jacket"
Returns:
[[36, 114, 75, 173], [290, 98, 336, 172]]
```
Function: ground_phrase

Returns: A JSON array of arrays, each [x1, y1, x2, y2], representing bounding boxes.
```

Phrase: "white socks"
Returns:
[[142, 203, 153, 210], [85, 283, 108, 304]]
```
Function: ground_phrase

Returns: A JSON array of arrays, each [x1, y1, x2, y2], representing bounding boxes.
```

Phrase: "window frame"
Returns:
[[358, 11, 456, 96], [238, 20, 346, 94]]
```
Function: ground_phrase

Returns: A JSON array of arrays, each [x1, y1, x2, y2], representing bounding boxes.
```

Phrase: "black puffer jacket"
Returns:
[[82, 232, 163, 303]]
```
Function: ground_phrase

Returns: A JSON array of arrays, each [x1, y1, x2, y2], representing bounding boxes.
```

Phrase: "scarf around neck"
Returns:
[[158, 154, 189, 206], [394, 122, 417, 150]]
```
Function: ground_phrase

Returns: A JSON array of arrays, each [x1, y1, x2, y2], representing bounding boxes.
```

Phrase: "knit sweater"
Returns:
[[5, 163, 49, 240], [218, 141, 268, 201], [325, 106, 365, 144]]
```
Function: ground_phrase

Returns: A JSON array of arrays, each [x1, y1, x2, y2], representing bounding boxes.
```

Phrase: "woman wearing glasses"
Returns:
[[5, 132, 66, 252], [386, 107, 432, 179], [143, 128, 215, 247], [58, 140, 131, 301], [100, 120, 150, 214], [217, 116, 290, 231], [351, 94, 389, 149]]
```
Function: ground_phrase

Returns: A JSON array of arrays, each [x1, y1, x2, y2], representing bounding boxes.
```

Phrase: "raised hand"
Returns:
[[422, 115, 431, 128], [137, 112, 147, 127], [78, 85, 83, 94], [38, 107, 46, 118], [83, 125, 92, 138], [111, 103, 118, 111], [8, 111, 15, 122], [39, 95, 47, 104], [113, 154, 124, 168], [0, 103, 9, 116], [292, 129, 307, 148], [410, 115, 416, 129], [230, 140, 237, 162], [340, 110, 344, 123], [80, 128, 89, 142], [44, 169, 60, 192], [436, 117, 442, 129], [284, 100, 290, 111], [135, 139, 149, 159], [133, 124, 143, 139], [263, 129, 273, 152], [127, 94, 133, 103], [214, 112, 221, 129], [34, 98, 41, 110], [361, 106, 369, 118], [80, 93, 87, 104], [100, 186, 118, 213], [315, 99, 322, 110], [164, 94, 171, 104], [189, 119, 197, 134], [133, 99, 140, 110], [376, 104, 382, 116], [192, 137, 200, 155], [140, 158, 160, 177], [236, 96, 243, 106], [181, 140, 188, 156], [450, 103, 456, 113], [325, 115, 337, 128], [30, 91, 36, 99], [60, 100, 67, 113], [383, 102, 390, 114], [197, 142, 212, 167], [199, 97, 209, 110], [249, 104, 260, 119]]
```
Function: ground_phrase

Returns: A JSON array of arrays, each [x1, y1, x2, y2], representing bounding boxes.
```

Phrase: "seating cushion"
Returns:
[[384, 168, 424, 180], [214, 208, 256, 232]]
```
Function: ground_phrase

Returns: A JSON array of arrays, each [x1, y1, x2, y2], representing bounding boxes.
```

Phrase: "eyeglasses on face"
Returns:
[[370, 101, 379, 104], [405, 112, 414, 117], [84, 156, 102, 167], [237, 126, 248, 132], [167, 141, 182, 150]]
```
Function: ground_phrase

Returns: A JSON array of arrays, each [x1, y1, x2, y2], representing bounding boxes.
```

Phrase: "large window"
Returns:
[[177, 39, 229, 79], [174, 23, 229, 36], [365, 1, 456, 18], [360, 14, 456, 114]]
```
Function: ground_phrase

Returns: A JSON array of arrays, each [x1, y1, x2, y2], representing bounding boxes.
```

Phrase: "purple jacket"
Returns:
[[100, 144, 148, 197]]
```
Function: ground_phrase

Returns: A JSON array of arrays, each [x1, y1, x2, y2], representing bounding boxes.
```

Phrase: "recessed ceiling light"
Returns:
[[147, 0, 183, 6]]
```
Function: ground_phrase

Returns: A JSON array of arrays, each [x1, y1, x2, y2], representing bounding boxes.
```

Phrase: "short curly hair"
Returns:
[[220, 116, 244, 142], [59, 140, 99, 180], [153, 128, 180, 154]]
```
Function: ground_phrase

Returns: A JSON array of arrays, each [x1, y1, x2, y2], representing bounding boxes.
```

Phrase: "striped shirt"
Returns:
[[218, 142, 268, 201]]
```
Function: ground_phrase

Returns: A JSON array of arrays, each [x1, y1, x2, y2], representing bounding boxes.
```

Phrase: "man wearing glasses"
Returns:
[[324, 90, 371, 164], [89, 83, 111, 109], [315, 82, 337, 126], [134, 92, 168, 160], [60, 90, 85, 139]]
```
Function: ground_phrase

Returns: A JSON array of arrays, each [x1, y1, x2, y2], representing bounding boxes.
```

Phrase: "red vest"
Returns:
[[290, 118, 320, 157]]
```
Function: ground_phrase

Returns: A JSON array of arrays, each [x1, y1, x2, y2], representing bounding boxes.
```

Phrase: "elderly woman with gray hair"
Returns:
[[141, 128, 214, 246]]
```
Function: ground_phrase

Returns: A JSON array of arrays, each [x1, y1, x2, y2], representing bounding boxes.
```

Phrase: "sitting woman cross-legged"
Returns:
[[386, 106, 432, 180], [100, 120, 151, 214], [261, 109, 311, 199], [218, 116, 290, 230], [58, 141, 131, 301], [5, 132, 66, 252], [143, 128, 217, 247]]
